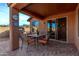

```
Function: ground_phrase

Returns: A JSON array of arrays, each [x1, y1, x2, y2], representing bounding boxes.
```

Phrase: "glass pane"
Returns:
[[47, 23, 50, 31], [32, 20, 40, 33], [52, 21, 56, 32]]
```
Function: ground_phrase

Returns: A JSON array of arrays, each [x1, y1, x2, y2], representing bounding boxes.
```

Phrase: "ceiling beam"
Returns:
[[21, 9, 45, 20], [16, 3, 31, 10], [21, 3, 33, 10]]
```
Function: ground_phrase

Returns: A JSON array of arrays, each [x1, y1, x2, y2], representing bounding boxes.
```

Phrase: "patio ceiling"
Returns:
[[8, 3, 77, 19]]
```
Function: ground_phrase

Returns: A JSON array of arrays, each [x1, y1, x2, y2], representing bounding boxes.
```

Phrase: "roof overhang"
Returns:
[[8, 3, 31, 10], [8, 3, 78, 20]]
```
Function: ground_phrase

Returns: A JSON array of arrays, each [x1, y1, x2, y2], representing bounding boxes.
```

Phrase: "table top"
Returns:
[[27, 34, 46, 37]]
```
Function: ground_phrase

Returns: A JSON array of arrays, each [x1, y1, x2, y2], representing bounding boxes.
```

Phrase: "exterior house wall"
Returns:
[[30, 11, 76, 44], [30, 18, 45, 33], [44, 11, 76, 43], [74, 4, 79, 50]]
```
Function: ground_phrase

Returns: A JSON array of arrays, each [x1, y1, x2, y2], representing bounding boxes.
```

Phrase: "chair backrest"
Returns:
[[39, 30, 47, 35], [19, 27, 27, 40], [39, 29, 49, 40]]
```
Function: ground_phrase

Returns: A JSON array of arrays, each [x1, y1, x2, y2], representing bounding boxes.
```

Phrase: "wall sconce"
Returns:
[[12, 14, 19, 20]]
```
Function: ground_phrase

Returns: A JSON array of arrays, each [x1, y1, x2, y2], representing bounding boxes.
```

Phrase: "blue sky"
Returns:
[[19, 13, 30, 26], [0, 3, 30, 26]]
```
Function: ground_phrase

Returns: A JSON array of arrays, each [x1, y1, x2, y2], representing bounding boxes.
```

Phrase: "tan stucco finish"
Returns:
[[30, 11, 76, 44], [10, 7, 19, 50], [74, 4, 79, 51], [45, 11, 76, 43]]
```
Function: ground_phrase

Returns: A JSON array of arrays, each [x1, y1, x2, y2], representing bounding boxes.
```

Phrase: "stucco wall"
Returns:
[[74, 4, 79, 50], [30, 18, 46, 33], [10, 7, 19, 50], [44, 11, 76, 43], [30, 11, 76, 43]]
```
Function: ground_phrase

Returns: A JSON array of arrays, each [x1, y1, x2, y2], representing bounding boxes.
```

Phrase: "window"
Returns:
[[32, 20, 40, 33]]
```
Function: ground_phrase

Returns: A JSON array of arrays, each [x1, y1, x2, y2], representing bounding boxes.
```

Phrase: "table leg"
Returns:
[[35, 37, 39, 49]]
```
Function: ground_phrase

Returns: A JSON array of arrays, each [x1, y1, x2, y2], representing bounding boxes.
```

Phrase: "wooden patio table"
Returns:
[[27, 34, 46, 48]]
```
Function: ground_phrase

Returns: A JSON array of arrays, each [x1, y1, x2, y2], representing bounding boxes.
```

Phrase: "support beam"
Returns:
[[21, 9, 45, 20], [10, 7, 19, 50]]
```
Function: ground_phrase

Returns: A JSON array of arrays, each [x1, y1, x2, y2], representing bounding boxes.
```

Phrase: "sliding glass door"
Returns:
[[47, 20, 56, 39], [57, 17, 67, 41], [47, 17, 67, 41]]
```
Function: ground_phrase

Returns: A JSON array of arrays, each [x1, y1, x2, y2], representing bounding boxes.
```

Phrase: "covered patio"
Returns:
[[0, 39, 79, 56], [4, 3, 79, 56]]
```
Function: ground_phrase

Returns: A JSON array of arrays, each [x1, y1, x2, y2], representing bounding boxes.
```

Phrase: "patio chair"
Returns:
[[19, 27, 27, 49], [26, 33, 35, 45], [38, 30, 49, 45], [19, 27, 35, 49]]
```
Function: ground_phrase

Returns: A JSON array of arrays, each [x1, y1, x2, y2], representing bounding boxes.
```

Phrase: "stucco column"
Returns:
[[10, 7, 19, 50]]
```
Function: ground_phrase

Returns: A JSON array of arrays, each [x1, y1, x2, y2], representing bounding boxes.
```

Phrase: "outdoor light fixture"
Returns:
[[12, 14, 19, 27], [12, 14, 19, 20]]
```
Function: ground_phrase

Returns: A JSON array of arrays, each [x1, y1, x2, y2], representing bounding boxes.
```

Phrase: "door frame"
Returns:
[[46, 16, 68, 43]]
